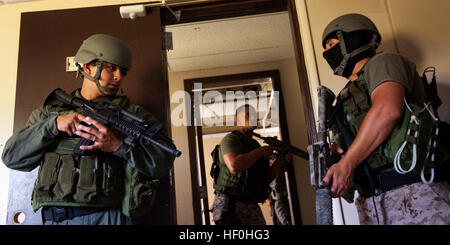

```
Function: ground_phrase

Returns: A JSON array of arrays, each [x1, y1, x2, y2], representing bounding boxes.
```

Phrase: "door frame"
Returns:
[[162, 0, 317, 225], [184, 70, 302, 225]]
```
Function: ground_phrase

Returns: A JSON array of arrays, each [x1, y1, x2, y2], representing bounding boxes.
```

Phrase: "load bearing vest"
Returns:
[[393, 97, 441, 184], [335, 71, 448, 185]]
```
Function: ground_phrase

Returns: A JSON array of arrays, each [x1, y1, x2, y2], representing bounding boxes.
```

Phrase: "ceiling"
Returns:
[[0, 1, 294, 72], [166, 12, 294, 72]]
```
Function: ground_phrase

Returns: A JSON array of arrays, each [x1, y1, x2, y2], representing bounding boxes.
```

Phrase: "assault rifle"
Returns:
[[249, 131, 309, 160], [45, 88, 181, 157], [307, 86, 336, 225]]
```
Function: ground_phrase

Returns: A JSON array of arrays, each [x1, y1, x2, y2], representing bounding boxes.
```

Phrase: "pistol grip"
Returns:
[[73, 137, 95, 155], [73, 122, 98, 155]]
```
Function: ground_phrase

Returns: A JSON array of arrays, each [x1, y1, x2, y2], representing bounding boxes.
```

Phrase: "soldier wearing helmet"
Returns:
[[321, 14, 449, 224], [75, 34, 132, 97], [2, 34, 176, 225]]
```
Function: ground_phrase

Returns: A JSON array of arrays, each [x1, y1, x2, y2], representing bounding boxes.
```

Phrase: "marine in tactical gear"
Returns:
[[321, 13, 449, 224], [210, 104, 291, 225], [1, 34, 176, 225]]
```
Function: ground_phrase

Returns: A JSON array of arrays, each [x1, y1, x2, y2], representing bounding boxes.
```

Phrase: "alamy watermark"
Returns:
[[170, 83, 279, 127]]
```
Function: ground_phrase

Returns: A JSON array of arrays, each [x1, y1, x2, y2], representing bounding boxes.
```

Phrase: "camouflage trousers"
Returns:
[[355, 181, 450, 225], [212, 194, 266, 225], [273, 199, 291, 225]]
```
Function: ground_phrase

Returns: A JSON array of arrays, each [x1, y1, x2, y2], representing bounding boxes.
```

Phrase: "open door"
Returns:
[[7, 5, 175, 225]]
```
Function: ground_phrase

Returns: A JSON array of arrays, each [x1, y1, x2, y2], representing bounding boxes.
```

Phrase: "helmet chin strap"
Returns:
[[333, 31, 379, 76], [76, 60, 118, 96]]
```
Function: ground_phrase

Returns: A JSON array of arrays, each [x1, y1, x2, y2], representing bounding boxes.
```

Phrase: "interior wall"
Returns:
[[296, 0, 450, 224], [169, 57, 314, 225], [386, 0, 450, 121]]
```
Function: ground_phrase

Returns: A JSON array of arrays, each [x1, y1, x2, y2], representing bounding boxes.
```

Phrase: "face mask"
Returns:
[[323, 44, 344, 73], [323, 40, 375, 79]]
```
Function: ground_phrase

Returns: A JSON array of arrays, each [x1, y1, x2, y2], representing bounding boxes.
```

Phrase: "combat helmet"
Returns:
[[74, 34, 132, 95], [322, 14, 381, 77]]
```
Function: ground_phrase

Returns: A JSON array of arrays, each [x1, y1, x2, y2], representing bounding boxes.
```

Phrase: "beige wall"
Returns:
[[386, 0, 450, 121], [169, 57, 314, 225]]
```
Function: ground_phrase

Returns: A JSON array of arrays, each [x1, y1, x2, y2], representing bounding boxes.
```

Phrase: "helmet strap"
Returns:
[[334, 31, 378, 76], [76, 61, 117, 96]]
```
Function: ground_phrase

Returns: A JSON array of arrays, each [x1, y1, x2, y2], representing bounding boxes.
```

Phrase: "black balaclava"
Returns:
[[323, 30, 377, 78]]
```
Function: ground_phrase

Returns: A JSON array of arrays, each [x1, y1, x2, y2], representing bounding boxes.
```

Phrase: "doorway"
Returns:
[[185, 70, 298, 225], [165, 7, 308, 225]]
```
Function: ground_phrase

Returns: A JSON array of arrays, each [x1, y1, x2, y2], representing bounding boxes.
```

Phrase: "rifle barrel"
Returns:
[[249, 131, 308, 160]]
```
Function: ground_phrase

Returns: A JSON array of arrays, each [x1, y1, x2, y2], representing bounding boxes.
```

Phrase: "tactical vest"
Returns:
[[32, 93, 160, 219], [212, 131, 270, 203], [332, 64, 450, 196]]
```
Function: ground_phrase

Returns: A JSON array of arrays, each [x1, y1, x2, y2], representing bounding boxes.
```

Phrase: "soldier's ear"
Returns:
[[83, 63, 96, 76]]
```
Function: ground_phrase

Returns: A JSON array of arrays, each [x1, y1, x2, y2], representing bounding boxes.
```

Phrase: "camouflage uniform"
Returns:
[[269, 174, 291, 225], [212, 193, 266, 225], [355, 181, 450, 225]]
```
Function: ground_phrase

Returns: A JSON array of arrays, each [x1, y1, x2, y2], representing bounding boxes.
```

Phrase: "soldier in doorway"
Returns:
[[210, 104, 291, 225]]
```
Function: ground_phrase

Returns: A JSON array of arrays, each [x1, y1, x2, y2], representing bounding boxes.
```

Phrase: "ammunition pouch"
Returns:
[[32, 91, 161, 218], [32, 139, 124, 211], [121, 164, 160, 219]]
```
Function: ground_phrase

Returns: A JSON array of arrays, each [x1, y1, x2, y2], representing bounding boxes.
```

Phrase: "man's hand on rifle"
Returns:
[[257, 146, 279, 159], [56, 113, 87, 136], [322, 158, 354, 198], [272, 152, 292, 167], [75, 116, 123, 153]]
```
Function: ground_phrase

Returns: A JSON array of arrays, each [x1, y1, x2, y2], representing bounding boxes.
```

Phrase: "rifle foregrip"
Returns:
[[316, 188, 333, 225]]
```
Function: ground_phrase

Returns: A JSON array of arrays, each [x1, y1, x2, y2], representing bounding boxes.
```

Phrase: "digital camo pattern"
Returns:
[[273, 199, 291, 225], [355, 181, 450, 225], [212, 194, 266, 225]]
